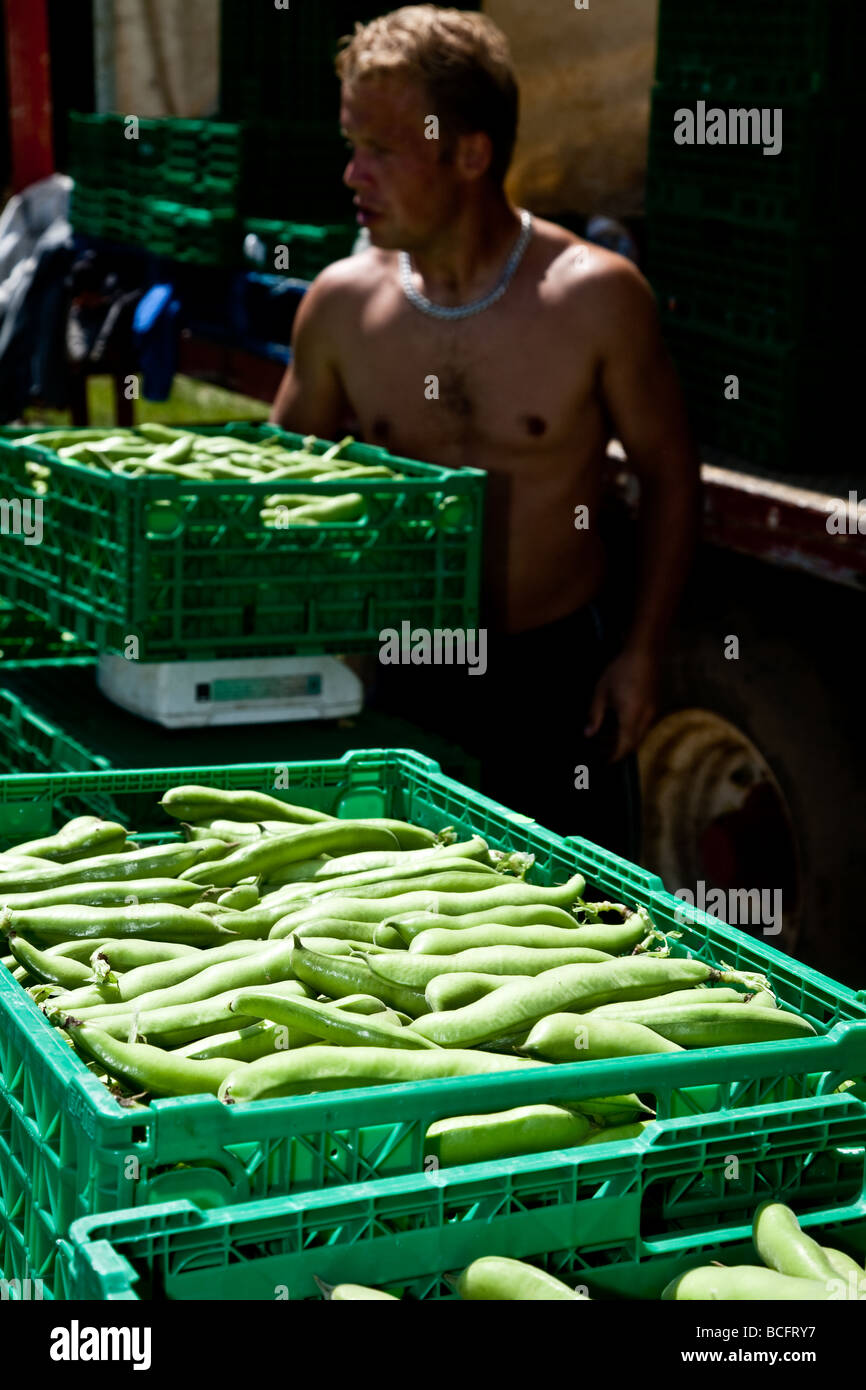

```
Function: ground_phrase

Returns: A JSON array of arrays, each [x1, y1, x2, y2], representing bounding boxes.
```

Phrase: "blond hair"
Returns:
[[336, 6, 519, 184]]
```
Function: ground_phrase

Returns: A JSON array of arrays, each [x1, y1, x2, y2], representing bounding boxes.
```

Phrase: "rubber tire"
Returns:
[[649, 551, 866, 987]]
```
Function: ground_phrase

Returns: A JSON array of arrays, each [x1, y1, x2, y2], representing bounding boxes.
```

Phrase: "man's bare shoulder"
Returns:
[[306, 246, 396, 304], [531, 215, 654, 319]]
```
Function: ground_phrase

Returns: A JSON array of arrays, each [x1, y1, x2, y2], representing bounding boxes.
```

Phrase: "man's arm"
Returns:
[[269, 271, 353, 436], [587, 256, 701, 757]]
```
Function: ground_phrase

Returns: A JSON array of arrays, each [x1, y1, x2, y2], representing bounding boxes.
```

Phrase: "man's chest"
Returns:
[[337, 304, 601, 467]]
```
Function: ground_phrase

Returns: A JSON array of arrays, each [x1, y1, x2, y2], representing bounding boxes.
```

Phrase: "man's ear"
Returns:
[[455, 130, 494, 183]]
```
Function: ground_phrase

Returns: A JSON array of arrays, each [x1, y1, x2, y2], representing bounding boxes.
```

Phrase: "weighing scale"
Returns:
[[97, 653, 364, 728]]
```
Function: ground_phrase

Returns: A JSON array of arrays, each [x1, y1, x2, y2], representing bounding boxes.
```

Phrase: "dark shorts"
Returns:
[[368, 603, 642, 861]]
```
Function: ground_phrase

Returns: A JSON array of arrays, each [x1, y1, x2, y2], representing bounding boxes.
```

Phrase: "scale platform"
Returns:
[[96, 654, 364, 728]]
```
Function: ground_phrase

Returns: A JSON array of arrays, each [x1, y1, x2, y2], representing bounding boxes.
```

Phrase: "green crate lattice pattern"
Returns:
[[659, 320, 824, 468], [654, 0, 858, 100], [646, 88, 852, 233], [1, 751, 865, 1296], [0, 424, 484, 660], [53, 1094, 866, 1300]]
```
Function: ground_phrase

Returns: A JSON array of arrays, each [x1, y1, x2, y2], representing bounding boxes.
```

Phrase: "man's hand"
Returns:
[[584, 646, 660, 762]]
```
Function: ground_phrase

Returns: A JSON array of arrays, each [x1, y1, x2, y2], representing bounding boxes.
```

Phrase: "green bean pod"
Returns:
[[425, 1104, 594, 1167], [409, 957, 726, 1048], [586, 986, 751, 1015], [45, 938, 199, 966], [259, 858, 500, 906], [180, 822, 403, 887], [285, 916, 405, 948], [327, 1284, 399, 1301], [563, 1094, 654, 1126], [408, 920, 640, 955], [62, 1021, 242, 1098], [55, 939, 270, 1008], [320, 993, 399, 1016], [346, 818, 440, 850], [64, 979, 312, 1048], [257, 856, 334, 886], [2, 903, 236, 945], [219, 1043, 547, 1103], [171, 1022, 288, 1063], [581, 1003, 815, 1047], [364, 945, 612, 992], [577, 1121, 651, 1147], [216, 881, 261, 910], [5, 932, 95, 988], [457, 1257, 587, 1301], [11, 817, 129, 863], [57, 939, 299, 1018], [661, 1267, 837, 1301], [518, 1012, 683, 1061], [385, 905, 582, 943], [314, 836, 490, 878], [0, 854, 56, 872], [821, 1249, 866, 1284], [290, 942, 429, 1017], [754, 1202, 838, 1281], [185, 820, 260, 843], [0, 878, 208, 910], [0, 838, 228, 893], [230, 990, 442, 1050], [310, 866, 507, 900], [269, 878, 585, 937], [424, 972, 530, 1012], [159, 785, 334, 825]]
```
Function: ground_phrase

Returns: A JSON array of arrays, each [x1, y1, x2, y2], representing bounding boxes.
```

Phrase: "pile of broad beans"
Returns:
[[0, 786, 819, 1167], [16, 426, 400, 526], [316, 1204, 866, 1301]]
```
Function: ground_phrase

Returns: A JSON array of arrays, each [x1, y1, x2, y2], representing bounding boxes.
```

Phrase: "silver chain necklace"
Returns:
[[398, 209, 533, 321]]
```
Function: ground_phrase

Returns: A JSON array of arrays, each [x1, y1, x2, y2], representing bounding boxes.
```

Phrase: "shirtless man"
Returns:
[[271, 6, 699, 854]]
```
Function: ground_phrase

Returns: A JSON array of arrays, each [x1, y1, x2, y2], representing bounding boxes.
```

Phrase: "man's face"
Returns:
[[340, 73, 462, 251]]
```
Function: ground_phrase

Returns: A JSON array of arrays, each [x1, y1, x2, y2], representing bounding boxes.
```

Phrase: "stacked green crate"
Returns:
[[220, 2, 480, 269], [647, 0, 854, 470], [1, 753, 865, 1296], [243, 218, 356, 280], [0, 594, 90, 664], [59, 1118, 866, 1299], [0, 424, 485, 660], [67, 112, 242, 267]]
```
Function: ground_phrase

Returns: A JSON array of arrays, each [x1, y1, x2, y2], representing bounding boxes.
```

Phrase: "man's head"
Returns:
[[336, 5, 519, 250]]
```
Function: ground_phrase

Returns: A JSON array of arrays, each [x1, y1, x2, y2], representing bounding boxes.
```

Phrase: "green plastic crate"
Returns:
[[0, 684, 123, 826], [655, 0, 857, 100], [0, 601, 88, 663], [647, 87, 852, 233], [647, 215, 834, 347], [660, 320, 825, 469], [0, 663, 481, 798], [243, 218, 356, 280], [144, 200, 240, 267], [0, 688, 108, 779], [54, 1094, 866, 1300], [1, 751, 865, 1296], [0, 423, 484, 660]]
